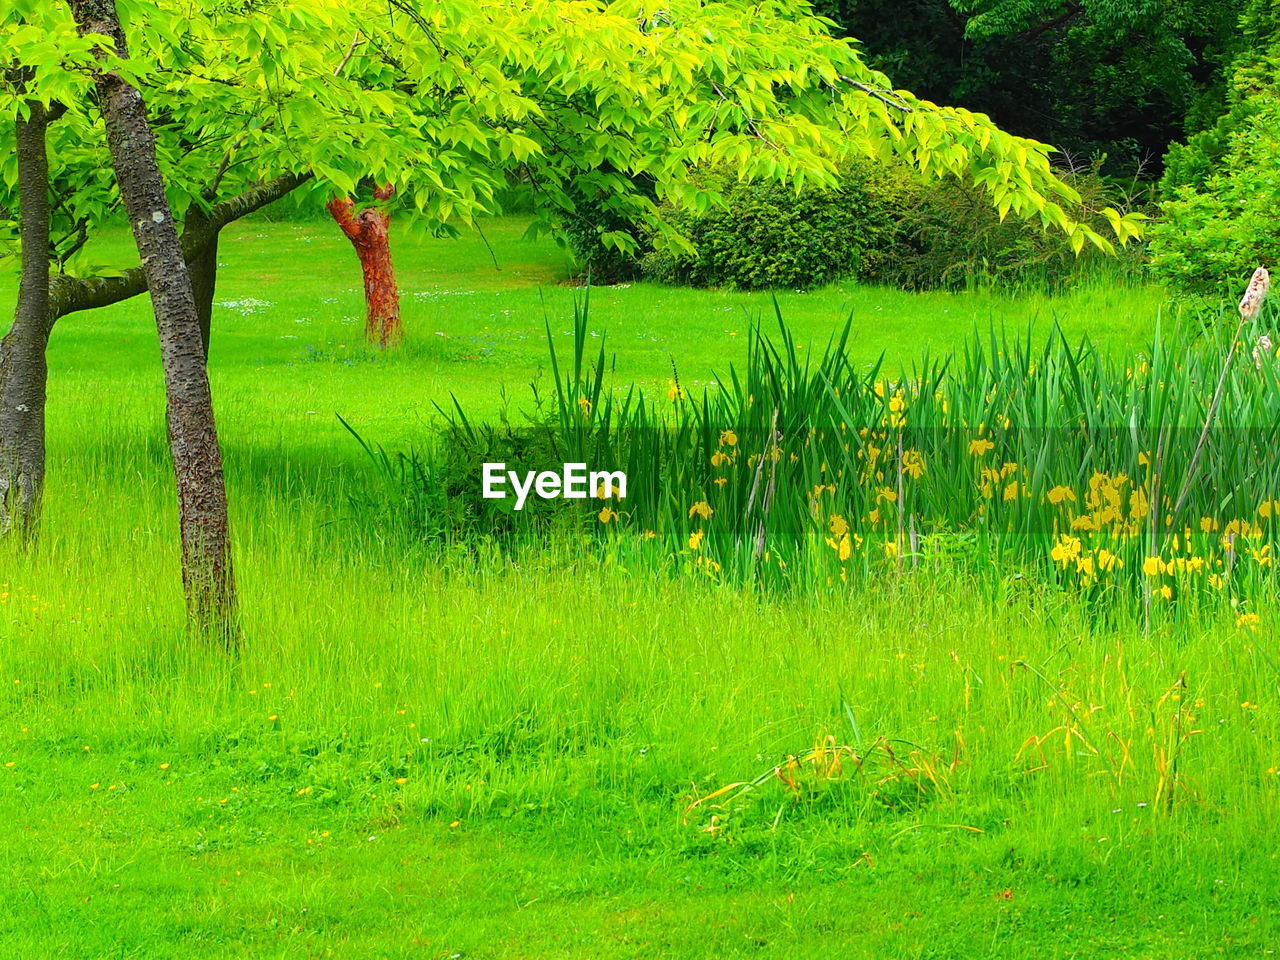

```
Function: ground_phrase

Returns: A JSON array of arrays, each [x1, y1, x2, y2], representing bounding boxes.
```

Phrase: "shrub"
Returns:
[[1150, 1, 1280, 299], [640, 161, 1145, 292], [640, 164, 907, 290], [870, 159, 1149, 291], [559, 174, 656, 285]]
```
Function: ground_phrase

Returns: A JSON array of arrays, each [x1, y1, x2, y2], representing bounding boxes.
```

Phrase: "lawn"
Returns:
[[5, 219, 1275, 959], [39, 217, 1165, 442]]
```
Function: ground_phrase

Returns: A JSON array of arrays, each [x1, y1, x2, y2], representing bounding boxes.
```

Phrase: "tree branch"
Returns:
[[49, 172, 311, 320], [1020, 4, 1083, 42]]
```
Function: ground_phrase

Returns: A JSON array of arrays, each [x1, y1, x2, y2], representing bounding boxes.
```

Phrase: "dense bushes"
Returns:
[[558, 173, 659, 285], [875, 162, 1148, 291], [612, 161, 1143, 292], [639, 165, 907, 290], [1149, 0, 1280, 299]]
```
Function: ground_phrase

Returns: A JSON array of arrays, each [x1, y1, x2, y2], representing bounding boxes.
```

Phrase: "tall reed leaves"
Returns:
[[432, 291, 1280, 603]]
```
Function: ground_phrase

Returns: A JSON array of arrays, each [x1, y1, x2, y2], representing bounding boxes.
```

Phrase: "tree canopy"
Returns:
[[2, 0, 1142, 286]]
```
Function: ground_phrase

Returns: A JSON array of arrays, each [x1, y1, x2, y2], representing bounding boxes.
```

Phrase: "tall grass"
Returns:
[[352, 289, 1280, 615]]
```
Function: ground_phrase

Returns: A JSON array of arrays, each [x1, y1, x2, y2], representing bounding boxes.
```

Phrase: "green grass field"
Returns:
[[5, 220, 1277, 959]]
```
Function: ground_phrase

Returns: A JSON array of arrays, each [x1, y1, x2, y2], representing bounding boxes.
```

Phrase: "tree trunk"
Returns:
[[184, 204, 219, 357], [0, 101, 55, 541], [69, 0, 237, 640], [327, 184, 402, 347]]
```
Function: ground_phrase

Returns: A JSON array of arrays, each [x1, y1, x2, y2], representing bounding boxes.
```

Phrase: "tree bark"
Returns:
[[0, 112, 305, 544], [70, 0, 237, 640], [327, 184, 402, 347], [183, 204, 219, 357], [0, 102, 55, 540]]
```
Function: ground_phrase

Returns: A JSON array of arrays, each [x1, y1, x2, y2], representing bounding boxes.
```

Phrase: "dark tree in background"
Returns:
[[814, 0, 1241, 174]]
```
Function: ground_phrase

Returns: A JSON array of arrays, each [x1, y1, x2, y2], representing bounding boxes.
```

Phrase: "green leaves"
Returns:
[[1, 0, 1139, 284]]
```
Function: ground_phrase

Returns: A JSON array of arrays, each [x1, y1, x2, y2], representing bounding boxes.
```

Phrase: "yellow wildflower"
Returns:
[[1046, 485, 1076, 506], [968, 438, 995, 457], [1128, 488, 1149, 520], [901, 449, 925, 479], [1050, 535, 1082, 565], [719, 429, 738, 447], [688, 500, 713, 520], [598, 507, 618, 524], [688, 530, 705, 550]]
